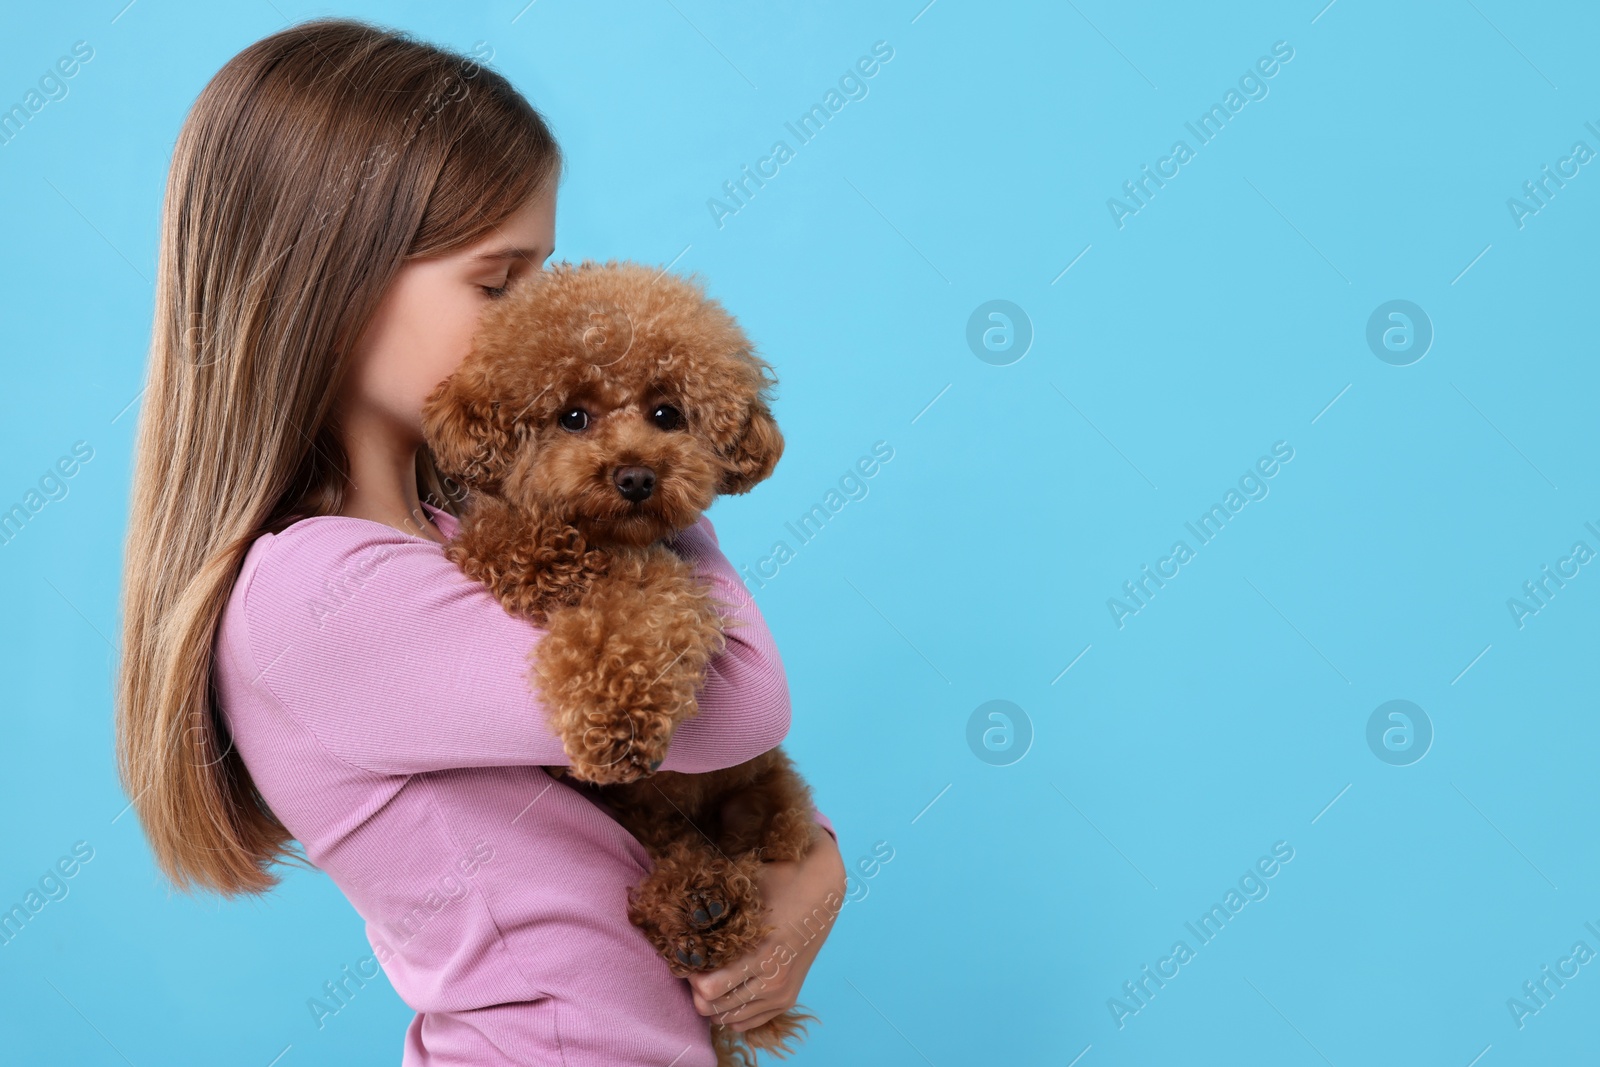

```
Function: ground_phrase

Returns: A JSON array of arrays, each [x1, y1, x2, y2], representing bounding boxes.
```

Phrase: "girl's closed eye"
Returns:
[[479, 246, 555, 300], [482, 259, 550, 299], [481, 271, 517, 299]]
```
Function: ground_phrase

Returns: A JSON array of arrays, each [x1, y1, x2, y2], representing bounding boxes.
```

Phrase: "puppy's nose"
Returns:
[[613, 465, 656, 502]]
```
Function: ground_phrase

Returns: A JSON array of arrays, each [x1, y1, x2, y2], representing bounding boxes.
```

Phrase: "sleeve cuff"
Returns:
[[811, 807, 837, 844]]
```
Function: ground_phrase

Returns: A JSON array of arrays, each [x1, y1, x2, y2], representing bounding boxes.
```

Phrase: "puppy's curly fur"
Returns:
[[421, 260, 821, 1065]]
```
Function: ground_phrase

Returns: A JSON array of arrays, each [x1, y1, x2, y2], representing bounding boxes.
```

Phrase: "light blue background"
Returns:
[[2, 1, 1596, 1064]]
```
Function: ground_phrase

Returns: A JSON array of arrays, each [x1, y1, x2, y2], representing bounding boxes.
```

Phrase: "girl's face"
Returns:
[[340, 190, 558, 445]]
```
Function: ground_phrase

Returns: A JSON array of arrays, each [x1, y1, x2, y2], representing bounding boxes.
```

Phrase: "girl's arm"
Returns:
[[236, 514, 790, 777], [660, 515, 793, 771]]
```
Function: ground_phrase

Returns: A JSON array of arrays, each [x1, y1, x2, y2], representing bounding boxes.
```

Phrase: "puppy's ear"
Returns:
[[718, 397, 784, 495], [421, 378, 521, 494]]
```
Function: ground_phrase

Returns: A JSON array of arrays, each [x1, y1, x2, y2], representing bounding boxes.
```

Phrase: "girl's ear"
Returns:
[[717, 398, 784, 495], [421, 380, 519, 493]]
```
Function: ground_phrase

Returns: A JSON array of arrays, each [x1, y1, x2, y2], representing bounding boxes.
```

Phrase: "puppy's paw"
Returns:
[[565, 749, 655, 786], [664, 885, 736, 971], [628, 843, 767, 977], [562, 715, 671, 785]]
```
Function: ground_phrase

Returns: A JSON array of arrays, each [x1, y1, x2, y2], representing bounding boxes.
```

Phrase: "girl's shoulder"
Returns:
[[219, 503, 460, 671]]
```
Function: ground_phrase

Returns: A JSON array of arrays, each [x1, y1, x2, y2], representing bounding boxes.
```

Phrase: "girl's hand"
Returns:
[[688, 824, 847, 1031]]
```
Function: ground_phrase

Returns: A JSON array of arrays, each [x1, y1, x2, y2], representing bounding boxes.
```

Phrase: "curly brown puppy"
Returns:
[[420, 259, 821, 1065]]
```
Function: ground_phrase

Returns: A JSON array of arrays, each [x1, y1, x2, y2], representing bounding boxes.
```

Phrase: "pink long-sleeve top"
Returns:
[[212, 501, 834, 1066]]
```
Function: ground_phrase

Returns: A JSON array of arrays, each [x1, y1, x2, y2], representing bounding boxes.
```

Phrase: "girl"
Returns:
[[114, 18, 845, 1066]]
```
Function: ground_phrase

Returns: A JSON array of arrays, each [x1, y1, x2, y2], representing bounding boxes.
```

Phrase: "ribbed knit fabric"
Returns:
[[213, 501, 834, 1066]]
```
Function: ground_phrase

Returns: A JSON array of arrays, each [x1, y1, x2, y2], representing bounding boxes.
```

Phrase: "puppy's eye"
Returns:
[[652, 404, 684, 431], [558, 408, 589, 432]]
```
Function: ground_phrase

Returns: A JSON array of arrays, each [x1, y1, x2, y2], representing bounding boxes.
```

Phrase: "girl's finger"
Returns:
[[729, 1004, 788, 1033], [709, 992, 762, 1024], [708, 976, 775, 1018], [710, 986, 778, 1024], [689, 965, 755, 1004]]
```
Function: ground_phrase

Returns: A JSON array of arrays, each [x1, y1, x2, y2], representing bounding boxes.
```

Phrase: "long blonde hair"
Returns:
[[117, 16, 562, 895]]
